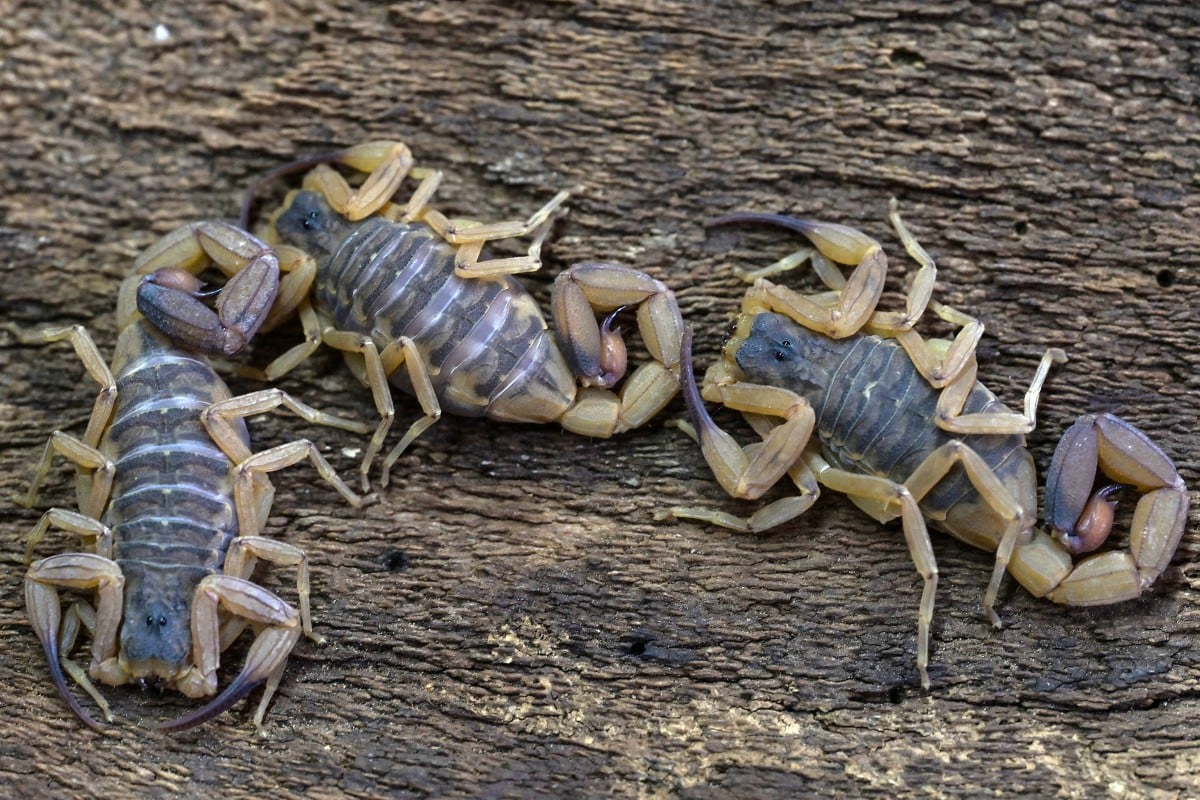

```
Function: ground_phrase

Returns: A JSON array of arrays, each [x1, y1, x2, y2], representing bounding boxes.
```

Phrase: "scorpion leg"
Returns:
[[867, 199, 985, 387], [161, 575, 301, 733], [279, 326, 437, 490], [130, 221, 280, 356], [300, 138, 571, 278], [819, 437, 1036, 685], [551, 262, 684, 437], [932, 346, 1067, 435], [805, 453, 941, 690], [22, 431, 115, 522], [201, 387, 369, 510], [312, 330, 435, 489], [19, 325, 115, 450], [24, 507, 113, 563], [25, 552, 124, 728], [437, 190, 570, 278], [225, 537, 323, 643], [716, 203, 986, 387], [1010, 413, 1189, 605]]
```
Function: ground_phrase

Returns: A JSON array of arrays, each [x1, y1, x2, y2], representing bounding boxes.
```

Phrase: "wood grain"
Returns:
[[1, 1, 1197, 797]]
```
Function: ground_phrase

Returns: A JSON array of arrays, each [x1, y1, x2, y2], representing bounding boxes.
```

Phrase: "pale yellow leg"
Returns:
[[226, 536, 322, 643], [19, 325, 116, 450], [901, 440, 1032, 627], [932, 347, 1067, 435], [203, 385, 371, 504], [377, 336, 443, 485], [24, 507, 113, 564], [23, 431, 115, 522], [806, 453, 938, 690]]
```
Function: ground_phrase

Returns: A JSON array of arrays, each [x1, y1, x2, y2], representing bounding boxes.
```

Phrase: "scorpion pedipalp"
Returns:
[[1019, 412, 1190, 604], [134, 221, 280, 356]]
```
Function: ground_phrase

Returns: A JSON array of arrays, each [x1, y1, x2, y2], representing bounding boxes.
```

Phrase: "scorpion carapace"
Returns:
[[152, 139, 685, 490], [22, 221, 368, 731], [672, 201, 1189, 689]]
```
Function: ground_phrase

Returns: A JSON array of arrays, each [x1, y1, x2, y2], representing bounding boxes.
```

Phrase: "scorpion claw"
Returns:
[[138, 251, 279, 356], [1028, 412, 1190, 605], [134, 222, 282, 356]]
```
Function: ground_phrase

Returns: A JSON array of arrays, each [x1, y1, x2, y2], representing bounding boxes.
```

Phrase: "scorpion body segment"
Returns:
[[736, 311, 1037, 550], [673, 201, 1189, 688], [22, 223, 364, 731], [103, 321, 245, 670], [275, 190, 578, 423]]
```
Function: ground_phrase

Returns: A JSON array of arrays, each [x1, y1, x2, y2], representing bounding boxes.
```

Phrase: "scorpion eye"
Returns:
[[774, 339, 793, 362]]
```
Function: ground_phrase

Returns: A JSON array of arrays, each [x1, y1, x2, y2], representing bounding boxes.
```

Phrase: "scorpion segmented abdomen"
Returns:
[[819, 335, 1029, 519], [100, 323, 244, 665], [309, 205, 574, 421]]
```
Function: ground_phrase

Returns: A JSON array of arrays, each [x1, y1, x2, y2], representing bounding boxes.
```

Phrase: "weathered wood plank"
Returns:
[[1, 1, 1197, 796]]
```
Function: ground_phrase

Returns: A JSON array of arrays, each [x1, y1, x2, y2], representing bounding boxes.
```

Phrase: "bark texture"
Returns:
[[1, 1, 1198, 797]]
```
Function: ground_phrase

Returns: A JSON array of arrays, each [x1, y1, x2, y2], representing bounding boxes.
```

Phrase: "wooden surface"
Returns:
[[2, 1, 1198, 797]]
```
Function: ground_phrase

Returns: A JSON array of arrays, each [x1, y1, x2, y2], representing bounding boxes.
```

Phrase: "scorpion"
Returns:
[[140, 140, 685, 489], [671, 200, 1190, 688], [21, 222, 366, 731]]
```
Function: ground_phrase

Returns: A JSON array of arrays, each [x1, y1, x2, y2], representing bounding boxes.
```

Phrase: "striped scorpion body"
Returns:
[[22, 223, 364, 731], [145, 141, 684, 489], [672, 202, 1190, 688]]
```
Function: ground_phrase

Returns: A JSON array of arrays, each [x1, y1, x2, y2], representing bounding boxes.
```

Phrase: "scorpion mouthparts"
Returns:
[[158, 673, 264, 734]]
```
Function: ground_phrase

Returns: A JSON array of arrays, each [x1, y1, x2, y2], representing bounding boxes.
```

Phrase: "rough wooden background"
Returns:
[[1, 1, 1197, 797]]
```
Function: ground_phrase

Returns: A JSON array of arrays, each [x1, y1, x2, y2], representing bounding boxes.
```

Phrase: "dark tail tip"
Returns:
[[40, 637, 106, 731], [238, 149, 347, 229], [158, 674, 264, 734], [706, 211, 819, 236]]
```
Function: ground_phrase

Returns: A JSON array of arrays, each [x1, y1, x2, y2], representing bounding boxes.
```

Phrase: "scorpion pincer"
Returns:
[[147, 140, 684, 489], [671, 201, 1190, 688], [21, 222, 366, 731]]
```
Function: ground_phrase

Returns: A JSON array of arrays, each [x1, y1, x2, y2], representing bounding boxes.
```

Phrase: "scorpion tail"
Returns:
[[706, 211, 819, 232], [239, 149, 348, 229], [158, 673, 265, 733], [40, 638, 106, 732], [707, 211, 883, 267]]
